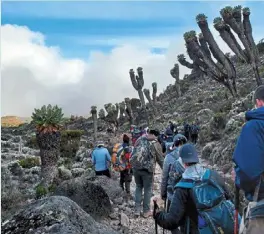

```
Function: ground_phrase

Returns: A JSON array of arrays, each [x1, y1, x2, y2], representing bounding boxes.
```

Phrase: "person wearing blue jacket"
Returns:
[[233, 85, 264, 202], [92, 141, 111, 178]]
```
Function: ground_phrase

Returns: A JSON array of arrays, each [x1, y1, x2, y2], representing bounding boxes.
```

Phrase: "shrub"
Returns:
[[212, 112, 226, 129], [35, 184, 47, 199], [25, 136, 39, 149], [19, 157, 40, 168], [26, 129, 84, 158], [61, 130, 84, 138], [35, 183, 56, 199]]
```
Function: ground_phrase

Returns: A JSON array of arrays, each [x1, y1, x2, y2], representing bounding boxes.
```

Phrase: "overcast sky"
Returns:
[[1, 1, 263, 117]]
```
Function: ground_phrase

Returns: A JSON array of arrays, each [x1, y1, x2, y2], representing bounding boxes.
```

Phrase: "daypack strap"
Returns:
[[253, 174, 264, 202], [175, 179, 196, 189], [201, 169, 211, 181]]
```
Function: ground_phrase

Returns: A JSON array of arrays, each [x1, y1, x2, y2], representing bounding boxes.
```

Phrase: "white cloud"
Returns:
[[1, 23, 262, 117], [1, 24, 189, 117]]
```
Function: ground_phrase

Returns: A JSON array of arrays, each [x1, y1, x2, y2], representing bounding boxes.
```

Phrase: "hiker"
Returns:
[[119, 134, 133, 198], [161, 128, 174, 154], [92, 141, 111, 178], [130, 129, 164, 218], [154, 144, 236, 234], [131, 125, 141, 146], [183, 122, 190, 141], [169, 121, 178, 134], [190, 123, 199, 144], [233, 85, 264, 234], [160, 134, 187, 209]]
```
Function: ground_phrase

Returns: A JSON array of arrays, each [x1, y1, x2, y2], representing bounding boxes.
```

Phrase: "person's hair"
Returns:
[[174, 137, 187, 147], [185, 162, 197, 166], [254, 85, 264, 101], [149, 129, 160, 137], [123, 134, 130, 144]]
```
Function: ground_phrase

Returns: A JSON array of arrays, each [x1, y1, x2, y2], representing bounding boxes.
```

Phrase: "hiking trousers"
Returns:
[[133, 169, 153, 213], [191, 134, 198, 144], [120, 169, 133, 193], [95, 169, 111, 178]]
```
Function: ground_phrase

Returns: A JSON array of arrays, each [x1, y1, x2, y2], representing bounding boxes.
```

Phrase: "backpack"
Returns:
[[184, 124, 190, 133], [176, 169, 236, 234], [111, 143, 132, 172], [167, 154, 185, 194], [191, 125, 199, 134], [130, 137, 155, 172], [239, 175, 264, 234]]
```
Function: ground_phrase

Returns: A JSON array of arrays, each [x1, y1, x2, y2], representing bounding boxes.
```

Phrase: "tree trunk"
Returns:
[[198, 20, 236, 81], [138, 89, 146, 108], [243, 13, 260, 64], [36, 131, 60, 187], [215, 24, 247, 62]]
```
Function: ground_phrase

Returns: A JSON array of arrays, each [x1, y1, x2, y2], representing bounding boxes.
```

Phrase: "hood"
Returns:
[[182, 164, 206, 180], [146, 135, 157, 141], [246, 107, 264, 121]]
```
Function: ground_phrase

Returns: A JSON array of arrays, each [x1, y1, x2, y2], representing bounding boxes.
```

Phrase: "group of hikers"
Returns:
[[91, 85, 264, 234]]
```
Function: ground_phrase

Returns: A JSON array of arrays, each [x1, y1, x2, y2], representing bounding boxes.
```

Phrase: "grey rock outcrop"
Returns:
[[1, 196, 118, 234], [54, 175, 120, 219]]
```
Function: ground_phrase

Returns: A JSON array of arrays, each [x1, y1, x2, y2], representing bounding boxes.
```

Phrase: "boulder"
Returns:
[[55, 175, 116, 218], [201, 142, 216, 160], [1, 196, 118, 234], [196, 109, 213, 125], [58, 165, 72, 180]]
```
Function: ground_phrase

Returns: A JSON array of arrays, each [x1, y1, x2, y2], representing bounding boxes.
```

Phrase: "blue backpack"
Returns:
[[176, 169, 237, 234]]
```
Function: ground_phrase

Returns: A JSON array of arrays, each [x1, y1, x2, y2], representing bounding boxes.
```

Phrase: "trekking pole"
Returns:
[[153, 200, 159, 234], [234, 185, 240, 234], [163, 198, 167, 234]]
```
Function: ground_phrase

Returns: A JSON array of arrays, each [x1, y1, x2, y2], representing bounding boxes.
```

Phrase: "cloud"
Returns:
[[1, 24, 188, 117], [1, 22, 262, 117]]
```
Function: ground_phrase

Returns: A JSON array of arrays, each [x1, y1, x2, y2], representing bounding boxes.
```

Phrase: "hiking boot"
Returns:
[[142, 210, 152, 218], [134, 207, 141, 217]]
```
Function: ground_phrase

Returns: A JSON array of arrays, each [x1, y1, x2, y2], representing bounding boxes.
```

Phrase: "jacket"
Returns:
[[155, 164, 231, 233], [160, 148, 184, 201], [149, 136, 164, 170], [92, 147, 111, 171], [233, 107, 264, 201]]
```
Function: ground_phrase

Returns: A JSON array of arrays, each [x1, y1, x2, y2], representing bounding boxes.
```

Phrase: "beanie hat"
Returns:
[[123, 134, 130, 143], [179, 143, 199, 164]]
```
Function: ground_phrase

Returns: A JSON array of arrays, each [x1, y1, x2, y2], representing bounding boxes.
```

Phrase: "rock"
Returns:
[[120, 212, 129, 227], [88, 175, 123, 201], [58, 165, 72, 180], [1, 196, 118, 234], [196, 109, 213, 125], [109, 212, 119, 220], [71, 168, 85, 178], [55, 176, 112, 219], [7, 161, 23, 176], [225, 118, 241, 133], [113, 197, 123, 205], [202, 142, 216, 160]]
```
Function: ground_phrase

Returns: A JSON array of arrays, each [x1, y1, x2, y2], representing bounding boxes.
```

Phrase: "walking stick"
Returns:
[[153, 200, 159, 234], [163, 198, 167, 234], [234, 185, 240, 234]]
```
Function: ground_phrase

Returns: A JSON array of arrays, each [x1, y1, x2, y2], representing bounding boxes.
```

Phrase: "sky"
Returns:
[[1, 1, 264, 117]]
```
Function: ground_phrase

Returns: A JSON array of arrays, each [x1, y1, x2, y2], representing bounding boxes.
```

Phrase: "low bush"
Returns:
[[19, 157, 40, 168], [212, 112, 226, 129]]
